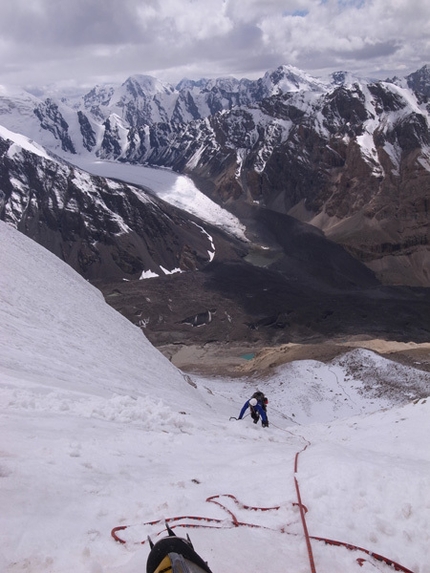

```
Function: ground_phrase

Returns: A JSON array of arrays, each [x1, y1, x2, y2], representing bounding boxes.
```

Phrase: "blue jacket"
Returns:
[[238, 399, 268, 424]]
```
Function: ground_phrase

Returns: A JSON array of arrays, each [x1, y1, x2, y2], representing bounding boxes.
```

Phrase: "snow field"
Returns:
[[1, 220, 430, 572], [65, 157, 248, 242]]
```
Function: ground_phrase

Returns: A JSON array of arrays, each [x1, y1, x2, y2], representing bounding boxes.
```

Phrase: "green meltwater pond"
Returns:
[[241, 353, 255, 360]]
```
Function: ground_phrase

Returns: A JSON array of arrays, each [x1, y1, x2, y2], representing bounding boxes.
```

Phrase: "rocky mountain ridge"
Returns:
[[1, 82, 430, 349], [0, 127, 244, 282], [0, 64, 429, 286]]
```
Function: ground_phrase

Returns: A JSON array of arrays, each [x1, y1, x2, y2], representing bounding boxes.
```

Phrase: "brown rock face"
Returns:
[[180, 81, 430, 287], [294, 134, 429, 287]]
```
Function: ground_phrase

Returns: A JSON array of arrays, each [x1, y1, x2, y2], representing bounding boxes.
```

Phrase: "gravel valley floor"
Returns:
[[159, 338, 430, 377]]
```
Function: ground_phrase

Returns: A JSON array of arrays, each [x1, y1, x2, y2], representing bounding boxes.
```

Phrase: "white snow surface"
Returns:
[[65, 156, 248, 242], [0, 124, 51, 160], [1, 220, 430, 573]]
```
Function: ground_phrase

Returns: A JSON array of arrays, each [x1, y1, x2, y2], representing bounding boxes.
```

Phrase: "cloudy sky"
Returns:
[[0, 0, 429, 89]]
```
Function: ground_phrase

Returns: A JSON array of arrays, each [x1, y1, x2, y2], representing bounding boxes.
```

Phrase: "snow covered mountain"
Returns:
[[2, 64, 430, 572], [1, 88, 430, 349], [1, 220, 430, 573], [0, 64, 429, 286], [3, 122, 430, 350], [0, 64, 329, 156], [0, 124, 246, 282]]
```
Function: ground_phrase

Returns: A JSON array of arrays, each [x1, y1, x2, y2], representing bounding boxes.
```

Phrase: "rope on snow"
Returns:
[[111, 494, 289, 544], [111, 444, 416, 573], [291, 441, 415, 573], [294, 444, 317, 573]]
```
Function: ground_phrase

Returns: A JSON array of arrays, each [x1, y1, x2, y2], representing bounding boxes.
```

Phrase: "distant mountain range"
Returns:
[[1, 64, 429, 287], [1, 64, 429, 348]]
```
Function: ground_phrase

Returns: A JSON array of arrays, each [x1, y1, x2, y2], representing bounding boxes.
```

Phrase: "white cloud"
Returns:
[[0, 0, 428, 87], [152, 0, 233, 40]]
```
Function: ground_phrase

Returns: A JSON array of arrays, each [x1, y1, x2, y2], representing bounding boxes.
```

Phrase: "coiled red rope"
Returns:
[[111, 449, 415, 572], [111, 494, 286, 544]]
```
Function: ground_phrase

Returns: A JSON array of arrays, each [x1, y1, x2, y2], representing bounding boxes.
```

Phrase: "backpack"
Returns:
[[252, 391, 268, 411]]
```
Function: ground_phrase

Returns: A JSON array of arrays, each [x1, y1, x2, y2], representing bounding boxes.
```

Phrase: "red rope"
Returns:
[[111, 494, 288, 544], [293, 445, 415, 573], [111, 453, 416, 572], [310, 536, 415, 573], [294, 448, 317, 573]]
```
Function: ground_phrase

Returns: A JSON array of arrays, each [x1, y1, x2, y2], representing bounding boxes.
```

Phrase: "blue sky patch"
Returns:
[[283, 9, 309, 17]]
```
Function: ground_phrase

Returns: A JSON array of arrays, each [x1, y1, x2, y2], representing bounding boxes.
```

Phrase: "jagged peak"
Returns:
[[262, 64, 326, 94], [330, 70, 356, 85], [121, 74, 174, 96], [405, 64, 430, 97], [275, 63, 313, 77], [83, 83, 115, 102], [409, 64, 430, 75], [204, 76, 241, 91], [175, 77, 210, 91], [406, 64, 430, 82]]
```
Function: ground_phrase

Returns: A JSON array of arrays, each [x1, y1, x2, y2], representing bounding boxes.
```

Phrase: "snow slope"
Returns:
[[66, 156, 248, 241], [0, 125, 51, 161], [1, 220, 430, 573]]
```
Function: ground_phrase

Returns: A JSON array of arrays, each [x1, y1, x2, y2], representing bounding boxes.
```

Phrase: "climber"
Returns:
[[238, 391, 269, 427]]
